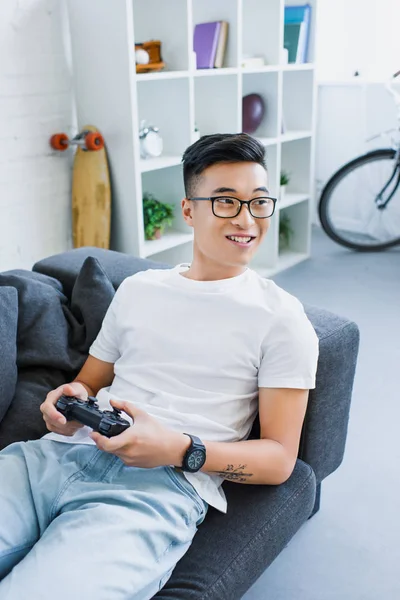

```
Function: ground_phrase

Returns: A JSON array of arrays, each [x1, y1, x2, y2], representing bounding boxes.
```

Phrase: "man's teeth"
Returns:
[[227, 236, 252, 243]]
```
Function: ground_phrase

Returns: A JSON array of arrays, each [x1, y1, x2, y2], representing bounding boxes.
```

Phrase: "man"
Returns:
[[0, 133, 319, 599]]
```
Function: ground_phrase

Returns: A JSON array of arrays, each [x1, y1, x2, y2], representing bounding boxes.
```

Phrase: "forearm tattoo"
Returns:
[[212, 464, 253, 482]]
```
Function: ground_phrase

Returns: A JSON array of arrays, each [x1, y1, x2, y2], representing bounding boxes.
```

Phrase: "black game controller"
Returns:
[[55, 395, 131, 438]]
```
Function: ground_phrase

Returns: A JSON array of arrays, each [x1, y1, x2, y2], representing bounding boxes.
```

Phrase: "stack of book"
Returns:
[[283, 4, 311, 64], [193, 21, 229, 69]]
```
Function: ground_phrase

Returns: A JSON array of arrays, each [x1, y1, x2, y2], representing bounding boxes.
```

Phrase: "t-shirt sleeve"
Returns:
[[258, 300, 319, 390], [88, 280, 127, 364]]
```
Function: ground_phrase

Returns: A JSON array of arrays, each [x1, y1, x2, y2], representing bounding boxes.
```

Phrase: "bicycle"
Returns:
[[318, 70, 400, 251]]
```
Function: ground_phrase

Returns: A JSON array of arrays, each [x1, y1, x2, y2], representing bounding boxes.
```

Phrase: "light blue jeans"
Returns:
[[0, 440, 207, 600]]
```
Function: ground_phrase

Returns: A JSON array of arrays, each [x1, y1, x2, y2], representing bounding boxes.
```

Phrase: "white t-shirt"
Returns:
[[44, 264, 319, 512]]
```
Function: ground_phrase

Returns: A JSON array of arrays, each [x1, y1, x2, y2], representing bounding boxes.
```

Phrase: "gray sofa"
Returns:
[[0, 247, 360, 599]]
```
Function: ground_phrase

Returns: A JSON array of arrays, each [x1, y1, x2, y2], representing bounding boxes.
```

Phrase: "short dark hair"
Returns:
[[182, 133, 267, 197]]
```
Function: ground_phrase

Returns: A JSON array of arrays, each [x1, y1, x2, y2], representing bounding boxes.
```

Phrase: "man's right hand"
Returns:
[[40, 382, 88, 436]]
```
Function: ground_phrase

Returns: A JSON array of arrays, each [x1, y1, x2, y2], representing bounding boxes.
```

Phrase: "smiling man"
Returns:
[[0, 133, 319, 600]]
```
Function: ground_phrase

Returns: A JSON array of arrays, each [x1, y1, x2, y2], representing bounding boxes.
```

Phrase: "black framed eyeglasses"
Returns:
[[188, 196, 277, 219]]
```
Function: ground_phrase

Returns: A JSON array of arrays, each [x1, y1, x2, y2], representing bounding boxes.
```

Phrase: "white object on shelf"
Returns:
[[135, 49, 150, 65], [240, 56, 265, 69], [66, 0, 318, 276]]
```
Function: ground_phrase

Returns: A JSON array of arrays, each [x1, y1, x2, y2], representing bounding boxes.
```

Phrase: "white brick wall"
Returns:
[[0, 0, 75, 271]]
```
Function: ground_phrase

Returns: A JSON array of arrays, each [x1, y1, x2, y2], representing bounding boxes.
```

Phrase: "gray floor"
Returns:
[[243, 225, 400, 600]]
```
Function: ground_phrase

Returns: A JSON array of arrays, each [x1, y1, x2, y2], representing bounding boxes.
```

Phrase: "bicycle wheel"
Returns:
[[318, 149, 400, 251]]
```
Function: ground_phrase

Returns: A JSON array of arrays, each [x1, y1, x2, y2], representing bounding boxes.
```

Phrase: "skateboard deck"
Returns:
[[71, 125, 111, 249]]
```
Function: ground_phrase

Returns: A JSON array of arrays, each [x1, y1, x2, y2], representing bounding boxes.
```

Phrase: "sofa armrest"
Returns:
[[300, 305, 360, 483]]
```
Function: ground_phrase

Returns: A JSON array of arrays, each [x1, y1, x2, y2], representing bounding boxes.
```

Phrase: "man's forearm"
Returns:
[[201, 438, 294, 485]]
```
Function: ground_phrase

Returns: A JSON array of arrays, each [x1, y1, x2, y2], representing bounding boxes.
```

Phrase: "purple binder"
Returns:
[[194, 21, 222, 69]]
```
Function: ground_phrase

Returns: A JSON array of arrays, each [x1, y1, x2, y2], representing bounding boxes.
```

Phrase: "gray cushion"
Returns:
[[63, 256, 115, 352], [33, 246, 169, 297], [0, 287, 18, 423], [0, 258, 115, 449]]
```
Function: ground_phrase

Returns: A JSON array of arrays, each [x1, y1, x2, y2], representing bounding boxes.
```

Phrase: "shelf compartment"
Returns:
[[282, 69, 314, 132], [193, 68, 238, 77], [264, 143, 279, 199], [281, 137, 312, 195], [282, 63, 315, 72], [137, 77, 191, 157], [136, 71, 189, 81], [194, 74, 240, 135], [241, 65, 280, 74], [279, 199, 310, 256], [133, 0, 190, 71], [191, 0, 240, 69], [140, 155, 183, 173], [141, 164, 190, 237], [280, 130, 312, 143], [242, 71, 279, 138], [279, 193, 309, 210], [241, 0, 281, 66], [143, 230, 194, 257]]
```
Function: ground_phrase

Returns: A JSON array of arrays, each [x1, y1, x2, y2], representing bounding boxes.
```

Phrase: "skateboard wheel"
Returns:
[[50, 133, 69, 151], [85, 132, 104, 151]]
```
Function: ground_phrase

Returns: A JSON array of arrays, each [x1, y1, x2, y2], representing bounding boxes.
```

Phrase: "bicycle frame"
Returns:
[[372, 71, 400, 209]]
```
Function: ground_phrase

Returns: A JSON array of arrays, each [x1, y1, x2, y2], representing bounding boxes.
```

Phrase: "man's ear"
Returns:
[[181, 198, 194, 228]]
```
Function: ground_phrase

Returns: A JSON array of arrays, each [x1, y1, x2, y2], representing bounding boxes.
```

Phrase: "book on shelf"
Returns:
[[284, 4, 311, 64], [214, 21, 228, 68], [193, 21, 228, 69]]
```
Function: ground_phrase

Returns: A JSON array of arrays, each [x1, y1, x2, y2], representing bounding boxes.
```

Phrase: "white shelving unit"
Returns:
[[66, 0, 318, 276]]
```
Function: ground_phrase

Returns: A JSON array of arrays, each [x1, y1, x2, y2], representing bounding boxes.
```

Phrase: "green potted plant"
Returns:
[[280, 170, 290, 202], [142, 192, 174, 240], [279, 211, 294, 251]]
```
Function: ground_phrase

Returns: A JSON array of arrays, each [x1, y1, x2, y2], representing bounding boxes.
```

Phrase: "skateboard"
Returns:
[[50, 125, 111, 249]]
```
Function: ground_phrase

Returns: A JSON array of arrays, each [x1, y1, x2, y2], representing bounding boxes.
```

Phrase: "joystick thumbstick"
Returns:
[[112, 407, 122, 416], [87, 396, 97, 406]]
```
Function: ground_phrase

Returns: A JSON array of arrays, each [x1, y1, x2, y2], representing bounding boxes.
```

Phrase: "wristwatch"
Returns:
[[181, 434, 206, 473]]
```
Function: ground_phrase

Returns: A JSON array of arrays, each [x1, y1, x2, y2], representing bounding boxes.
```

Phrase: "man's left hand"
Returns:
[[90, 399, 190, 468]]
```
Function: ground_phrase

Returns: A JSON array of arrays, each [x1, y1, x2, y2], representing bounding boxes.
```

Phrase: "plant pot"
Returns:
[[280, 185, 287, 203], [145, 227, 164, 241]]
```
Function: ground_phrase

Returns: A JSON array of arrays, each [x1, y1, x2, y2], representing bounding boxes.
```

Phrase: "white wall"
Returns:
[[313, 1, 400, 222], [0, 0, 75, 272], [316, 0, 400, 82]]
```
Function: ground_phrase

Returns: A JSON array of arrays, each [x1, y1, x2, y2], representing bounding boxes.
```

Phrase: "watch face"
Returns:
[[187, 449, 205, 471]]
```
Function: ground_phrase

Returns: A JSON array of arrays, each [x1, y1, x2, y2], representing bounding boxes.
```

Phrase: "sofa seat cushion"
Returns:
[[0, 287, 18, 422], [154, 460, 316, 600]]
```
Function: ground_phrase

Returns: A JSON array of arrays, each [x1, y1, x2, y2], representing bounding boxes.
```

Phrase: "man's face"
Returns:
[[182, 162, 272, 272]]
